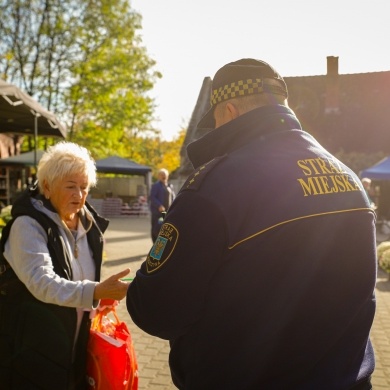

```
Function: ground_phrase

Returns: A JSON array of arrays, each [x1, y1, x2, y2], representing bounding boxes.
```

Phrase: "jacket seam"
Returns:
[[228, 208, 375, 249]]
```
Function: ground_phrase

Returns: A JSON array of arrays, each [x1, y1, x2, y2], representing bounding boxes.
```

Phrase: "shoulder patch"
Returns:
[[182, 155, 227, 192], [146, 223, 179, 273]]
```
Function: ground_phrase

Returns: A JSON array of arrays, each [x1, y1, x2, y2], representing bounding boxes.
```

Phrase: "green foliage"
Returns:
[[377, 241, 390, 262], [159, 130, 186, 176], [0, 0, 161, 153], [67, 0, 161, 144], [72, 125, 185, 178], [377, 242, 390, 273], [0, 0, 184, 176], [0, 0, 85, 110], [0, 205, 12, 235], [136, 130, 186, 178]]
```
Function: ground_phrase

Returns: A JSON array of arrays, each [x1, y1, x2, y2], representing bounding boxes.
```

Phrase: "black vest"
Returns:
[[0, 185, 108, 389]]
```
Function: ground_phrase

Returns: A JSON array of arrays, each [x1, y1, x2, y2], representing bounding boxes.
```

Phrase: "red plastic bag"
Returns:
[[86, 305, 138, 390]]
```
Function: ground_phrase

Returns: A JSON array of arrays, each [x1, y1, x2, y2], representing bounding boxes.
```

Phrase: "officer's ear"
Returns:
[[225, 102, 240, 120], [214, 101, 240, 128]]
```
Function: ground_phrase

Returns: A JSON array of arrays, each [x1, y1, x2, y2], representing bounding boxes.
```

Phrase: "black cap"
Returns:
[[197, 58, 288, 129]]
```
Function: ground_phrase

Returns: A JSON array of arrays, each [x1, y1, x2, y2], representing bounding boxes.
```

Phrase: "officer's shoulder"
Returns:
[[181, 155, 226, 192]]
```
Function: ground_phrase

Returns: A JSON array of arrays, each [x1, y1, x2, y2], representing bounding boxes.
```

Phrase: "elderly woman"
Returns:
[[0, 142, 130, 389]]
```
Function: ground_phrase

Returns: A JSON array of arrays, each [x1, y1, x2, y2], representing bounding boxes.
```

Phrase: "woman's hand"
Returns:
[[97, 298, 118, 316], [93, 268, 131, 301]]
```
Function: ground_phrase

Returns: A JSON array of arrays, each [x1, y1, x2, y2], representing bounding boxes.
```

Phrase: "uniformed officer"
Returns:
[[127, 58, 376, 390]]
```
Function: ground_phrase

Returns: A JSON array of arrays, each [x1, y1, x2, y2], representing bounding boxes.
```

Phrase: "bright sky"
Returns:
[[131, 0, 390, 141]]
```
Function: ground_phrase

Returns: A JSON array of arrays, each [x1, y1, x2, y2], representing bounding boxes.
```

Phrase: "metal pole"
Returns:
[[34, 114, 38, 168]]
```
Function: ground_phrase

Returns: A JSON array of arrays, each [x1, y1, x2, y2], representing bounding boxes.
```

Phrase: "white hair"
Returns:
[[36, 142, 97, 194]]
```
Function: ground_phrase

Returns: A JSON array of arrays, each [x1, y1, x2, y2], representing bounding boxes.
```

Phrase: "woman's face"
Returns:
[[44, 173, 89, 220]]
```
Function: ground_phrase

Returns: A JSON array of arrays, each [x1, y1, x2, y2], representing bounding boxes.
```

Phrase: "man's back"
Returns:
[[127, 59, 376, 389], [166, 124, 376, 389]]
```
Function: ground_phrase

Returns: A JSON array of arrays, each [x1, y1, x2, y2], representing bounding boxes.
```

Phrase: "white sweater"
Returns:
[[4, 197, 99, 349]]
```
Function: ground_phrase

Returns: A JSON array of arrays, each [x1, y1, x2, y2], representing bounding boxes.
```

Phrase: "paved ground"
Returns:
[[101, 217, 174, 390], [102, 217, 390, 389]]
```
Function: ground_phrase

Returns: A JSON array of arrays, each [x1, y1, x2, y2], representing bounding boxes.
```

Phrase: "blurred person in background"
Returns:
[[361, 177, 376, 209], [149, 168, 175, 242]]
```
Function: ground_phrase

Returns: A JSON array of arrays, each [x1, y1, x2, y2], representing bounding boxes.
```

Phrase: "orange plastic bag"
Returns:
[[86, 305, 138, 390]]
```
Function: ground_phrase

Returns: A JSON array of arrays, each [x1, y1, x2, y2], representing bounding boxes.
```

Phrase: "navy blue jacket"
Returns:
[[127, 105, 376, 389], [150, 180, 175, 216]]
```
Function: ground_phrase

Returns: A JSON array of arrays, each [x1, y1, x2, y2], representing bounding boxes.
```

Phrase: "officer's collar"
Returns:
[[187, 105, 301, 169]]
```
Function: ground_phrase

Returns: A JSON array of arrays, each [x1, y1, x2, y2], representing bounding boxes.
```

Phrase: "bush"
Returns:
[[377, 241, 390, 260], [377, 241, 390, 273], [379, 249, 390, 273], [0, 205, 12, 235]]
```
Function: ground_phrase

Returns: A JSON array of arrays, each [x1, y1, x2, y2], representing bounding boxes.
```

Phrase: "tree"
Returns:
[[119, 129, 186, 179], [0, 0, 82, 110], [0, 0, 161, 157], [66, 0, 161, 152], [158, 130, 186, 176]]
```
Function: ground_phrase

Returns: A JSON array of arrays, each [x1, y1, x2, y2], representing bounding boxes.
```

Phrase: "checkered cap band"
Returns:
[[211, 78, 286, 106]]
